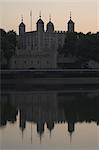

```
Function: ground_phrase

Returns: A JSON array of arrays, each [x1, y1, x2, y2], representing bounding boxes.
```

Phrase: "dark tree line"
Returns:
[[0, 29, 17, 68], [58, 32, 99, 63], [0, 28, 99, 69]]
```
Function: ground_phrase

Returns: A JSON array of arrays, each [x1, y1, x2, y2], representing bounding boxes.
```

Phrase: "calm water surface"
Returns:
[[0, 87, 99, 150]]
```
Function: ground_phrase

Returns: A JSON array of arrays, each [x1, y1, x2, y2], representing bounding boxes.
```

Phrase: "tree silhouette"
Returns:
[[0, 29, 17, 68]]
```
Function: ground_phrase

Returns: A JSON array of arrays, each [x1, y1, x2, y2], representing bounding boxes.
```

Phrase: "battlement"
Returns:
[[54, 31, 66, 34]]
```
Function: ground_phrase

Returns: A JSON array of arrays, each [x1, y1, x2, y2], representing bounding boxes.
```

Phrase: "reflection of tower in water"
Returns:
[[4, 91, 99, 144], [47, 121, 54, 138], [68, 122, 75, 143], [37, 121, 44, 144]]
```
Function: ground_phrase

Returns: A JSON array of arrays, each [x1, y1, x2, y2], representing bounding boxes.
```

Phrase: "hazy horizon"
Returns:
[[0, 0, 99, 34]]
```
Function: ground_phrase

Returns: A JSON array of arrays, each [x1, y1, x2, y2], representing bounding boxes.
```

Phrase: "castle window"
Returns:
[[37, 61, 39, 64], [14, 60, 16, 64], [31, 61, 33, 64]]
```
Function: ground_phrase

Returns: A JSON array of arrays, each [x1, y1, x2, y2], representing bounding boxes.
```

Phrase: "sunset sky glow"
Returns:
[[0, 0, 99, 34]]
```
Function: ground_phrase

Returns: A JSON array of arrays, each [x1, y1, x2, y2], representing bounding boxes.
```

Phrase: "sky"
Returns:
[[0, 0, 99, 34]]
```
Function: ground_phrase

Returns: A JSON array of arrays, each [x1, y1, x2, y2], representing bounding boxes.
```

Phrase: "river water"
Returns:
[[0, 87, 99, 150]]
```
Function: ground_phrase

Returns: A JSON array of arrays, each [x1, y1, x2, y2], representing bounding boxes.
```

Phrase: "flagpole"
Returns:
[[30, 10, 32, 31]]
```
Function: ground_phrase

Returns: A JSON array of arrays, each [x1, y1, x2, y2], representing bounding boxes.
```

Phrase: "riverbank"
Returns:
[[1, 69, 99, 78], [1, 69, 99, 91]]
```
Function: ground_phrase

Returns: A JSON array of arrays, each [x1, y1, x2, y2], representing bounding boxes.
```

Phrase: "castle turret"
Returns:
[[36, 12, 44, 32], [19, 16, 25, 35], [67, 12, 75, 32], [46, 16, 54, 33]]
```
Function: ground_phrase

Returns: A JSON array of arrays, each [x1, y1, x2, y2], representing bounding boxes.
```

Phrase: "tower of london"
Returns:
[[10, 14, 75, 69]]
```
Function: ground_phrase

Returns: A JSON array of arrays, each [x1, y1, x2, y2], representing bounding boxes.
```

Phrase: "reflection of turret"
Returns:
[[47, 121, 54, 138], [37, 122, 44, 143], [68, 122, 75, 143]]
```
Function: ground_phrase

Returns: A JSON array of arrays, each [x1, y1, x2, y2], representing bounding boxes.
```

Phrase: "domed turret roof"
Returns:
[[36, 13, 44, 32], [68, 19, 74, 24], [46, 16, 54, 32], [37, 12, 44, 24], [37, 18, 44, 24], [68, 12, 74, 24], [19, 22, 25, 27], [47, 21, 54, 27], [19, 16, 25, 27]]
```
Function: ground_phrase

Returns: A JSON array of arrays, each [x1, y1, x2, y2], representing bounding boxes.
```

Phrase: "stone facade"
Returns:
[[10, 15, 74, 69]]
